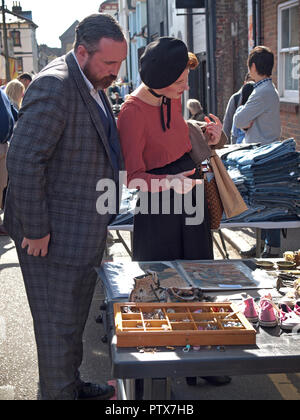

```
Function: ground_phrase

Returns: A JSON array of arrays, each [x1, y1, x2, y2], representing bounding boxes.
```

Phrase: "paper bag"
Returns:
[[210, 151, 248, 219]]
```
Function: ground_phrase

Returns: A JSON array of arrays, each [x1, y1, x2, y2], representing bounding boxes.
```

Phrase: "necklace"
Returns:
[[147, 88, 172, 132]]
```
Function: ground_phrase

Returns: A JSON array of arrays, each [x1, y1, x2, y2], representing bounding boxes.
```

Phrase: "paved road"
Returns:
[[0, 233, 300, 400]]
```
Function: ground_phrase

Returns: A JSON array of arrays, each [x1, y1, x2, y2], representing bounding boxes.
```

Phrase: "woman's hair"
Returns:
[[5, 79, 25, 109], [74, 13, 125, 54], [187, 98, 203, 113], [187, 52, 199, 70], [241, 82, 255, 105]]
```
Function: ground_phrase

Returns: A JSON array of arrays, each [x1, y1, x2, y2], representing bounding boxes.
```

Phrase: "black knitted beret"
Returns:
[[139, 37, 189, 89]]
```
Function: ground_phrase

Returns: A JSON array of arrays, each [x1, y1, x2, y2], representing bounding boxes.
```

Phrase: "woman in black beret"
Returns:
[[117, 37, 224, 262]]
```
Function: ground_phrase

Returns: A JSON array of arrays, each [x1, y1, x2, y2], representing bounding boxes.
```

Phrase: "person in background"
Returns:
[[231, 82, 254, 144], [0, 89, 14, 235], [5, 79, 25, 116], [111, 91, 124, 105], [235, 46, 281, 258], [18, 72, 33, 90], [4, 13, 127, 400], [187, 98, 205, 121], [1, 80, 24, 223], [223, 72, 254, 143]]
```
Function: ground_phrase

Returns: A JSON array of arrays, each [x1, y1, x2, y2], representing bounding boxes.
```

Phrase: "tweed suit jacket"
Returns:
[[4, 52, 124, 266]]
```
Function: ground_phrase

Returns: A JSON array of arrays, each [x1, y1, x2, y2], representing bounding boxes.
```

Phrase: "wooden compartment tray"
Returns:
[[114, 302, 256, 348]]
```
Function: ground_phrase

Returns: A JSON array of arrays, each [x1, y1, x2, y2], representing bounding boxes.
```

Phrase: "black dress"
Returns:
[[132, 153, 213, 261]]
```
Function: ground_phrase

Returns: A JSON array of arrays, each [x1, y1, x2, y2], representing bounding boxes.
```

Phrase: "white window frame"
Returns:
[[278, 0, 299, 103]]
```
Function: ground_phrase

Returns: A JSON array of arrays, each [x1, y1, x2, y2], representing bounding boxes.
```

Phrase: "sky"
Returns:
[[6, 0, 105, 48]]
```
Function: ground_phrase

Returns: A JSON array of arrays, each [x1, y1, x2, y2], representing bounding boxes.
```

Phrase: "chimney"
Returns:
[[12, 1, 22, 13]]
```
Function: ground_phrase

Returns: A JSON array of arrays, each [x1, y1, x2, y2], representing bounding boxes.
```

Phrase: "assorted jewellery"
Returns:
[[115, 303, 256, 348]]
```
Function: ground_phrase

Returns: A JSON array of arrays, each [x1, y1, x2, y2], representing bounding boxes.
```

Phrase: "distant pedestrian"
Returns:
[[18, 72, 33, 90], [223, 72, 254, 143], [5, 79, 25, 114], [187, 98, 205, 121], [231, 82, 254, 144], [236, 46, 281, 258], [0, 89, 14, 235], [234, 46, 281, 146]]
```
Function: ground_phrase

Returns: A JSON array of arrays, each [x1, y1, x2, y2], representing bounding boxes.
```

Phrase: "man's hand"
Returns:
[[21, 234, 51, 257], [204, 114, 223, 145], [167, 169, 203, 194]]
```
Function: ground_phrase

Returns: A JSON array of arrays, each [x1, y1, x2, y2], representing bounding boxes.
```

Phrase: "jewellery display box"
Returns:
[[114, 302, 256, 348]]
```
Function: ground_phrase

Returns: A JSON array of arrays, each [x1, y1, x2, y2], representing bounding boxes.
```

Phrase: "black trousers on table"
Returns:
[[133, 153, 213, 262]]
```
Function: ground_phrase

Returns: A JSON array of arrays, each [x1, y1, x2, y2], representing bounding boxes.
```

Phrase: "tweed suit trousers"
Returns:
[[16, 244, 102, 400]]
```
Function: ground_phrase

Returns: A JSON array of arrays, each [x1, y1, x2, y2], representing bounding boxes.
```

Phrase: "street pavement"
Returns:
[[0, 229, 300, 400]]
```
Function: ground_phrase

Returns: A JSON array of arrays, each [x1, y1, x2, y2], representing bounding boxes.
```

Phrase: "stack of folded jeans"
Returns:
[[222, 139, 300, 223]]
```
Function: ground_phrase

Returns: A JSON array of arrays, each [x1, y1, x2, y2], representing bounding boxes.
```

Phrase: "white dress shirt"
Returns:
[[72, 51, 107, 117]]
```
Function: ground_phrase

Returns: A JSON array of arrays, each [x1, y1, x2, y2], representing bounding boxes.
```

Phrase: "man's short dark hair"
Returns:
[[18, 72, 33, 82], [74, 13, 125, 54], [247, 46, 274, 77]]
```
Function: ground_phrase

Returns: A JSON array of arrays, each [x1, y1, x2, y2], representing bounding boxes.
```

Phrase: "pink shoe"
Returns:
[[279, 303, 300, 331], [294, 301, 300, 317], [258, 296, 279, 328], [242, 297, 258, 323]]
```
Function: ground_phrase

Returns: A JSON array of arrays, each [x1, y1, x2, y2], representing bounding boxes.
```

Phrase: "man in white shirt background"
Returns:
[[235, 46, 281, 258]]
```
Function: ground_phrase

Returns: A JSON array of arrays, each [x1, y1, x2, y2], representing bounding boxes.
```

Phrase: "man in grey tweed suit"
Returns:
[[4, 14, 127, 400]]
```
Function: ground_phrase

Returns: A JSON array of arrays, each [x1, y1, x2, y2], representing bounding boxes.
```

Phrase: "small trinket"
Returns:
[[154, 309, 165, 320], [166, 346, 175, 351], [217, 346, 226, 352], [193, 346, 201, 351], [162, 324, 170, 331], [183, 344, 191, 353]]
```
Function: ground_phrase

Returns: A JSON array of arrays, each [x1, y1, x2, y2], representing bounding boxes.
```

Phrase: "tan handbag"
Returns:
[[187, 120, 248, 225], [210, 151, 248, 219]]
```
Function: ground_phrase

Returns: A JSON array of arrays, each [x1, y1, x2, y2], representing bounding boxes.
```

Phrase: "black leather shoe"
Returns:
[[186, 376, 232, 387], [261, 246, 280, 258], [77, 382, 115, 400], [201, 376, 232, 386]]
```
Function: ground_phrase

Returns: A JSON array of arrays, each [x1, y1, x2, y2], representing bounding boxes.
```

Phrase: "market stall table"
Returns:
[[97, 259, 300, 400]]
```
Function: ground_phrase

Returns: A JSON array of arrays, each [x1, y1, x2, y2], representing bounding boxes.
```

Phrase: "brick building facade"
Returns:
[[215, 0, 249, 121], [261, 0, 300, 150]]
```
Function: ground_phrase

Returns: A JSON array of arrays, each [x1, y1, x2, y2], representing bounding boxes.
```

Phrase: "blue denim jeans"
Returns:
[[261, 229, 281, 248]]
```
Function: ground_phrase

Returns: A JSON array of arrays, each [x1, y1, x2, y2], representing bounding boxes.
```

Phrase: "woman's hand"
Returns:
[[204, 114, 223, 145], [167, 169, 202, 194]]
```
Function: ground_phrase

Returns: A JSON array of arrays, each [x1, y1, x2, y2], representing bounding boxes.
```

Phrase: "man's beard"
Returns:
[[83, 63, 117, 90]]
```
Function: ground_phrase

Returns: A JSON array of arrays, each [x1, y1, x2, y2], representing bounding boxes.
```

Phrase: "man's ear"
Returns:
[[249, 62, 257, 75], [75, 45, 88, 67]]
